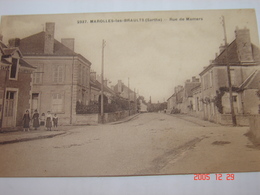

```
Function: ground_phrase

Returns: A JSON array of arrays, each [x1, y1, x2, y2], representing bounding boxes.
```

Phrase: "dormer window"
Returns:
[[10, 58, 19, 80]]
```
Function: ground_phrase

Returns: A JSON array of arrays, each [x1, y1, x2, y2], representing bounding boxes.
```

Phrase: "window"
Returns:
[[232, 95, 237, 102], [33, 64, 43, 84], [209, 71, 213, 88], [78, 64, 82, 85], [10, 58, 18, 79], [52, 93, 63, 113], [82, 66, 86, 86], [5, 91, 15, 117], [53, 66, 64, 83]]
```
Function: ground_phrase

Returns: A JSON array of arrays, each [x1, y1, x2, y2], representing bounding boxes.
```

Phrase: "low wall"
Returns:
[[249, 115, 260, 143], [74, 110, 135, 125], [98, 110, 131, 123], [218, 114, 250, 126], [74, 114, 99, 125]]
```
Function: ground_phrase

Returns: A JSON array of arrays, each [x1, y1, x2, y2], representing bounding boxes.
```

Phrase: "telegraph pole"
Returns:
[[128, 77, 130, 116], [101, 39, 105, 123], [222, 16, 237, 126]]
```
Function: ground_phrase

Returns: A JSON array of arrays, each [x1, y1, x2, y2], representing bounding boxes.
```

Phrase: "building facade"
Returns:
[[0, 39, 35, 129], [19, 23, 92, 125], [199, 27, 260, 124]]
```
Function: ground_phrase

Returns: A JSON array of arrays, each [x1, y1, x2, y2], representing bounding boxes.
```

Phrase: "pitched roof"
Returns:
[[114, 83, 134, 94], [185, 82, 201, 97], [239, 70, 260, 90], [200, 40, 260, 76], [90, 80, 101, 90], [19, 59, 35, 69], [19, 31, 77, 56], [90, 80, 115, 95], [214, 41, 240, 65], [19, 31, 92, 65], [0, 58, 12, 65]]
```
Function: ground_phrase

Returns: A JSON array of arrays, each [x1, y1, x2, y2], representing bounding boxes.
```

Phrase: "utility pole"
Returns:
[[134, 88, 137, 114], [128, 77, 130, 116], [101, 39, 106, 123], [222, 16, 237, 126]]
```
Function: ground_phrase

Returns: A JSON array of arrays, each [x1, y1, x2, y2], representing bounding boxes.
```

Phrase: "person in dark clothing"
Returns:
[[22, 110, 30, 132], [40, 113, 45, 127], [32, 109, 40, 130], [45, 111, 52, 131], [52, 114, 58, 129]]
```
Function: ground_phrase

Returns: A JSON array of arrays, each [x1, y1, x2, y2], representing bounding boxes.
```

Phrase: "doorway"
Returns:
[[2, 90, 17, 128]]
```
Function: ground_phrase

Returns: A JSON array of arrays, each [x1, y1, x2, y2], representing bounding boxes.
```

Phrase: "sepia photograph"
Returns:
[[0, 8, 260, 178]]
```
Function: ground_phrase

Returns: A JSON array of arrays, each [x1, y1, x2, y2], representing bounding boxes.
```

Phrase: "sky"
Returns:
[[1, 9, 259, 103]]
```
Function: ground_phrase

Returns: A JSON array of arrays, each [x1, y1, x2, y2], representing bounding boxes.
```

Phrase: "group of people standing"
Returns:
[[22, 110, 58, 131]]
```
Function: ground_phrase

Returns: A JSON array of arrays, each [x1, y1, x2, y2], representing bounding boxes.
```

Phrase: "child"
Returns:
[[53, 114, 58, 129], [45, 111, 52, 131], [32, 109, 40, 130]]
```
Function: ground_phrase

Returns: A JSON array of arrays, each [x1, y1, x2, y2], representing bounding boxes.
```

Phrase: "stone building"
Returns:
[[199, 27, 260, 125], [0, 39, 35, 129], [18, 22, 92, 125], [113, 80, 135, 101]]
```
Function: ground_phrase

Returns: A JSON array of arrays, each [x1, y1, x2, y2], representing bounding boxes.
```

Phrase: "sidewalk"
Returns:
[[0, 128, 67, 145], [0, 114, 140, 145], [110, 113, 140, 125], [167, 113, 221, 127], [0, 124, 84, 145]]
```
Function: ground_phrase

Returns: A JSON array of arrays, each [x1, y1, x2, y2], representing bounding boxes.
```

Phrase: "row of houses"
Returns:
[[0, 22, 138, 130], [167, 27, 260, 126]]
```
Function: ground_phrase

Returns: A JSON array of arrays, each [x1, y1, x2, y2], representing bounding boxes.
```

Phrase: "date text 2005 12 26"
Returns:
[[194, 174, 235, 180]]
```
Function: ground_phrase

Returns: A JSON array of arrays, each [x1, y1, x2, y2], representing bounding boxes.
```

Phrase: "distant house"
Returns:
[[181, 77, 200, 114], [113, 80, 135, 101], [90, 72, 116, 104], [190, 84, 203, 118], [167, 93, 176, 113], [0, 39, 35, 129], [18, 22, 92, 125], [199, 27, 260, 125], [90, 71, 101, 102], [175, 85, 184, 112], [139, 99, 148, 113]]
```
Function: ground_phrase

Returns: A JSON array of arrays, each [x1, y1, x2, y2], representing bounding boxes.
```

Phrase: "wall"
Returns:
[[243, 89, 259, 115], [218, 114, 249, 126], [73, 110, 134, 125], [99, 110, 130, 123], [249, 115, 260, 143], [74, 114, 99, 125]]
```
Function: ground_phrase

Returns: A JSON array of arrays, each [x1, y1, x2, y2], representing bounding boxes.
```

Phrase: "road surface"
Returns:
[[0, 113, 259, 177]]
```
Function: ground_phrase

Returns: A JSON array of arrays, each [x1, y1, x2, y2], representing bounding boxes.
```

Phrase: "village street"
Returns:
[[0, 113, 260, 177]]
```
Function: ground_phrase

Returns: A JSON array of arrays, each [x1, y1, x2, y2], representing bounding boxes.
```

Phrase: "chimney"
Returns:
[[8, 38, 20, 47], [90, 72, 96, 81], [192, 76, 197, 82], [44, 22, 55, 54], [186, 79, 190, 83], [219, 44, 225, 53], [61, 38, 75, 51], [235, 27, 253, 62]]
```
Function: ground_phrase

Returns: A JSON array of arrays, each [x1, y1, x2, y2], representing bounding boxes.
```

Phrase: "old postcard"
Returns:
[[0, 9, 259, 177]]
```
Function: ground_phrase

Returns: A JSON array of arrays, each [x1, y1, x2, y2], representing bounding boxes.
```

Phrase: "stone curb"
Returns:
[[0, 131, 67, 145]]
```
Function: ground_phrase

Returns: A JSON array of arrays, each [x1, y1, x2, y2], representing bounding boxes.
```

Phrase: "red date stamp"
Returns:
[[194, 174, 235, 180]]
